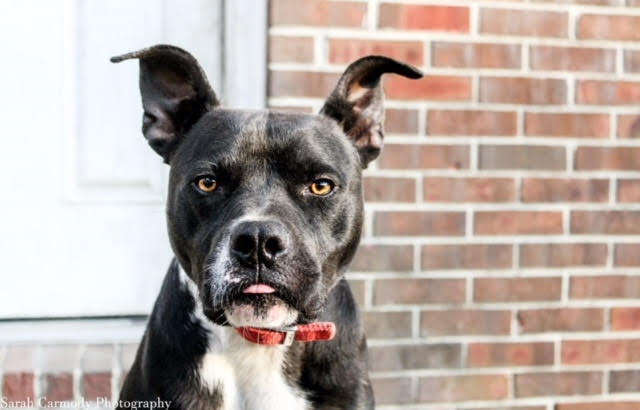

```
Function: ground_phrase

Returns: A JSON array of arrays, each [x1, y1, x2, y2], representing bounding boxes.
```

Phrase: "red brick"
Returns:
[[385, 109, 419, 135], [474, 277, 562, 302], [421, 309, 511, 336], [515, 371, 602, 397], [363, 311, 412, 338], [418, 375, 508, 402], [379, 4, 470, 32], [386, 75, 472, 101], [610, 370, 640, 392], [428, 110, 517, 136], [371, 378, 413, 405], [468, 342, 554, 367], [577, 80, 640, 105], [579, 14, 640, 41], [571, 211, 640, 234], [3, 373, 35, 402], [269, 36, 314, 63], [363, 177, 416, 202], [374, 211, 465, 236], [518, 308, 604, 333], [525, 113, 610, 138], [617, 114, 640, 139], [424, 177, 516, 202], [270, 0, 367, 27], [571, 275, 640, 299], [475, 211, 563, 235], [329, 39, 423, 66], [611, 308, 640, 331], [530, 46, 615, 72], [351, 244, 413, 272], [576, 147, 640, 170], [479, 145, 566, 170], [480, 9, 568, 37], [378, 144, 470, 170], [373, 278, 466, 305], [268, 71, 339, 98], [432, 42, 521, 69], [558, 403, 640, 410], [615, 244, 640, 266], [480, 77, 567, 105], [522, 178, 609, 202], [619, 179, 640, 202], [519, 243, 607, 267], [82, 372, 111, 401], [369, 344, 461, 371], [563, 339, 640, 364], [624, 50, 640, 73], [42, 373, 73, 404], [422, 244, 513, 270]]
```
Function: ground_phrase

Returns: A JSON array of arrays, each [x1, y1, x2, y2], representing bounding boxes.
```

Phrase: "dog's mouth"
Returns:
[[231, 283, 284, 312], [224, 285, 299, 329], [231, 286, 286, 309], [201, 277, 301, 328], [243, 283, 276, 295]]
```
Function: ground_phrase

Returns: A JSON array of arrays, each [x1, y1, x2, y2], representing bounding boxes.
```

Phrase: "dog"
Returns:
[[111, 44, 422, 410]]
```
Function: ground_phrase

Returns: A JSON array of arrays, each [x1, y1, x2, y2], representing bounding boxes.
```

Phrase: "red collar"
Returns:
[[235, 322, 336, 345]]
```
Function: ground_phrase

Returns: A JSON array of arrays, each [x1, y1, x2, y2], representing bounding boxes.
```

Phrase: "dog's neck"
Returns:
[[177, 266, 309, 410]]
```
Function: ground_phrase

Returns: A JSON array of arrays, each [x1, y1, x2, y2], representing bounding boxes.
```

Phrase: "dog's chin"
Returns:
[[224, 295, 299, 329]]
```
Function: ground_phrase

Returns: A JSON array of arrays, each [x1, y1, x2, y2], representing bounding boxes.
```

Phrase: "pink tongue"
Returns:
[[243, 284, 276, 294]]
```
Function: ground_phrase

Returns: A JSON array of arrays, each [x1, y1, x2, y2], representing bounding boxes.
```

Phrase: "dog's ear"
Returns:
[[320, 56, 422, 168], [111, 44, 219, 163]]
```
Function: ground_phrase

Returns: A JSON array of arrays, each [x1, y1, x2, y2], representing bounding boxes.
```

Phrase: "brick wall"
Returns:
[[269, 0, 640, 409]]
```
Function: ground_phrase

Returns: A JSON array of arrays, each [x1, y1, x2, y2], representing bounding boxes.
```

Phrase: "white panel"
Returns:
[[0, 0, 224, 318], [64, 0, 165, 203], [76, 0, 164, 188]]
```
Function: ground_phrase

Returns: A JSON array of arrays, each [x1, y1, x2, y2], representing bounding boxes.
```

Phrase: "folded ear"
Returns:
[[320, 56, 422, 168], [111, 44, 219, 163]]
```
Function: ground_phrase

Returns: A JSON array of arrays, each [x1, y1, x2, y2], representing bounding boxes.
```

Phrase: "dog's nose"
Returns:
[[230, 220, 288, 267]]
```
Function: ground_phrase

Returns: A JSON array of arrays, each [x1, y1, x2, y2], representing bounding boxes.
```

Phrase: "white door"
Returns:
[[0, 0, 227, 318]]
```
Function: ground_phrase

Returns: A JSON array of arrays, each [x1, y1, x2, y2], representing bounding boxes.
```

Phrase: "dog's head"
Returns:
[[112, 45, 422, 329]]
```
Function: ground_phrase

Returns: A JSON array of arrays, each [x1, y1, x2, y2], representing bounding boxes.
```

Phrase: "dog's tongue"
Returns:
[[243, 284, 276, 294]]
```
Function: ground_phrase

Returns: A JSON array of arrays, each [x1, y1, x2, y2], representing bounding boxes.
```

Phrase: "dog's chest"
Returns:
[[198, 330, 308, 410]]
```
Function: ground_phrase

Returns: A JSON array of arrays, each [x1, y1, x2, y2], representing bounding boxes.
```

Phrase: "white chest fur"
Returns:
[[200, 330, 308, 410], [179, 267, 308, 410]]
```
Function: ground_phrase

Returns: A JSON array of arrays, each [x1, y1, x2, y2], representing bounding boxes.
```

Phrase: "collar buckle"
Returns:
[[281, 325, 298, 345]]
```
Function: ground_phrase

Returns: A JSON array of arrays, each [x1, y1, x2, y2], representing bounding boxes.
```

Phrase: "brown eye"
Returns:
[[310, 179, 334, 196], [197, 176, 218, 193]]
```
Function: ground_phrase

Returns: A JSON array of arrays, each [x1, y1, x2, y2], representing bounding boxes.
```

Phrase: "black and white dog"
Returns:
[[111, 45, 422, 410]]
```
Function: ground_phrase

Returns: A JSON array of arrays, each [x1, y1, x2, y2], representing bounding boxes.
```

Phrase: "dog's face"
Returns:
[[112, 45, 421, 328], [168, 110, 363, 327]]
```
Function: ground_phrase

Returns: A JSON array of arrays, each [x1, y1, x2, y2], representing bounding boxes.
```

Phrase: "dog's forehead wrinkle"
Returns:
[[182, 109, 358, 179]]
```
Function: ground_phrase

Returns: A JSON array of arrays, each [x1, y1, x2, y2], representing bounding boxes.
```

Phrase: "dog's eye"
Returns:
[[196, 176, 218, 193], [310, 179, 334, 196]]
